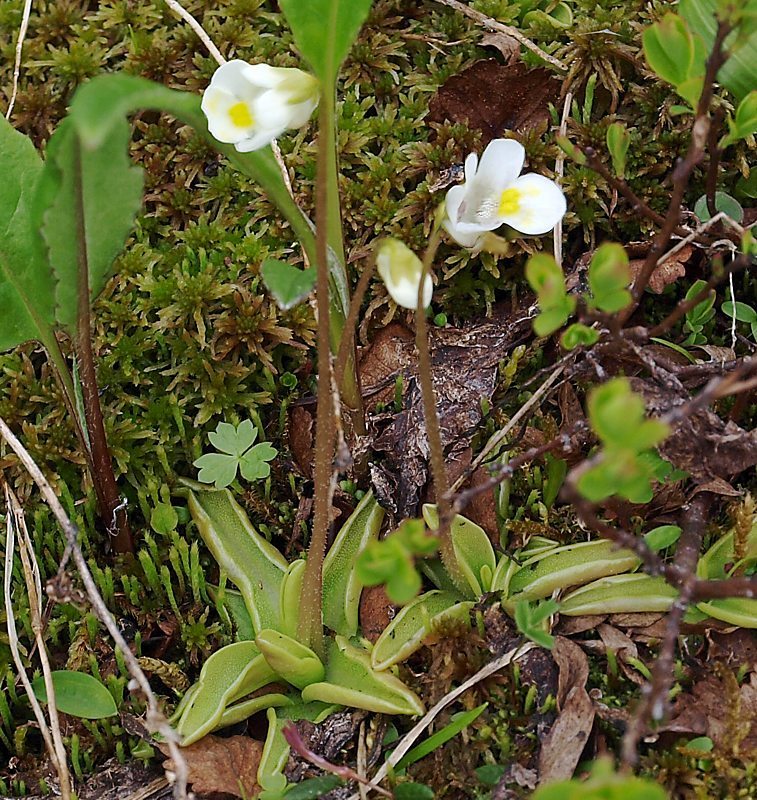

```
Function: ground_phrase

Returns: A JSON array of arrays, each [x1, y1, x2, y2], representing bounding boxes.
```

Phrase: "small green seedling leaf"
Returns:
[[261, 258, 316, 310], [722, 90, 757, 147], [644, 525, 682, 551], [279, 0, 373, 85], [606, 122, 631, 179], [31, 671, 118, 719], [285, 776, 343, 800], [722, 300, 757, 323], [396, 703, 488, 770], [526, 253, 576, 336], [560, 322, 599, 350], [555, 135, 587, 165], [587, 243, 632, 313], [194, 420, 277, 489], [476, 765, 506, 786], [694, 191, 744, 223], [394, 784, 435, 800], [514, 599, 559, 649]]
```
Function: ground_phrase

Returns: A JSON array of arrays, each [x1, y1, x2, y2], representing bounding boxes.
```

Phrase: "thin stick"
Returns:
[[4, 0, 32, 118], [3, 485, 72, 800], [553, 92, 572, 267], [431, 0, 567, 71], [450, 366, 564, 493], [163, 0, 225, 66], [0, 416, 188, 800], [345, 643, 535, 799]]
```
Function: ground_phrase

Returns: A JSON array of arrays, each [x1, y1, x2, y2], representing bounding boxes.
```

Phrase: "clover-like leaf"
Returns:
[[195, 420, 277, 488]]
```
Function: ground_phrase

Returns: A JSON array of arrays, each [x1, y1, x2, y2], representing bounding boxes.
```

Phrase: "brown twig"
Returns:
[[705, 108, 725, 218], [0, 416, 188, 800]]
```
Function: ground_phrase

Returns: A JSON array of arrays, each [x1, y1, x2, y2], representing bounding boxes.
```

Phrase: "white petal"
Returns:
[[497, 173, 567, 235], [201, 87, 249, 144], [384, 274, 433, 309], [234, 125, 287, 152], [253, 89, 299, 131], [285, 97, 318, 129], [242, 62, 288, 89], [463, 152, 478, 183], [209, 59, 260, 100], [443, 184, 466, 224], [478, 138, 525, 185], [442, 216, 485, 249]]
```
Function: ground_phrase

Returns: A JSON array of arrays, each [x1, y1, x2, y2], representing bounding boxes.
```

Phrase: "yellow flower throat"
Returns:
[[228, 102, 254, 128], [498, 188, 521, 216]]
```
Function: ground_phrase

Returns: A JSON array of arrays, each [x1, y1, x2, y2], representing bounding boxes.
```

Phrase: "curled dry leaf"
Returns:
[[628, 244, 694, 294], [160, 735, 262, 798], [427, 60, 561, 143]]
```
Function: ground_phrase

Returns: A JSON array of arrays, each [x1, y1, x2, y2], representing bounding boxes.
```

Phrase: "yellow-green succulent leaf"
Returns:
[[371, 590, 473, 671], [560, 574, 679, 616], [423, 504, 496, 598], [188, 487, 287, 633], [279, 559, 306, 638], [177, 642, 277, 745], [302, 636, 424, 715], [519, 536, 560, 559], [323, 491, 385, 636], [217, 692, 292, 730], [695, 519, 757, 627], [508, 539, 640, 600], [491, 555, 520, 595], [696, 597, 757, 628], [258, 707, 291, 786], [169, 682, 199, 725], [256, 629, 326, 689]]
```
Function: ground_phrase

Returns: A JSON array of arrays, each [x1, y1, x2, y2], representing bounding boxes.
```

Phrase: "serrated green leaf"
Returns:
[[209, 420, 257, 455], [32, 671, 118, 720], [239, 443, 277, 482], [279, 0, 373, 85], [261, 258, 316, 310], [193, 453, 239, 489]]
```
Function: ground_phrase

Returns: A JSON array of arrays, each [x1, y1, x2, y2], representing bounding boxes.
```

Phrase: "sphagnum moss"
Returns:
[[0, 0, 753, 795]]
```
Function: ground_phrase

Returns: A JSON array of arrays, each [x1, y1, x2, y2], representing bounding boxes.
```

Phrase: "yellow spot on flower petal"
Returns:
[[499, 187, 522, 216], [228, 102, 254, 128]]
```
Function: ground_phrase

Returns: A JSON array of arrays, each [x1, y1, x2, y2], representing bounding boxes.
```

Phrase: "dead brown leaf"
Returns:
[[359, 584, 397, 643], [288, 404, 314, 478], [161, 735, 262, 798], [480, 31, 520, 62], [628, 244, 693, 294], [538, 637, 596, 784], [427, 60, 561, 143]]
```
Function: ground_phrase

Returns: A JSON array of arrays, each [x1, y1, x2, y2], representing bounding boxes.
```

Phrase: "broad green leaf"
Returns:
[[35, 117, 143, 332], [722, 300, 757, 323], [0, 117, 56, 350], [587, 243, 632, 313], [371, 591, 472, 671], [177, 642, 277, 745], [560, 574, 678, 616], [680, 0, 757, 101], [694, 191, 744, 222], [31, 671, 117, 719], [279, 0, 374, 85], [261, 258, 316, 310], [508, 540, 640, 600], [256, 629, 325, 689], [186, 485, 288, 632], [606, 122, 631, 178], [322, 491, 384, 636], [644, 525, 682, 551], [302, 636, 424, 715]]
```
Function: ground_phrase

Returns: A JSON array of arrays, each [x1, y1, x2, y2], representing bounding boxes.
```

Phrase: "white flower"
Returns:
[[201, 60, 319, 153], [376, 238, 433, 309], [443, 139, 567, 248]]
